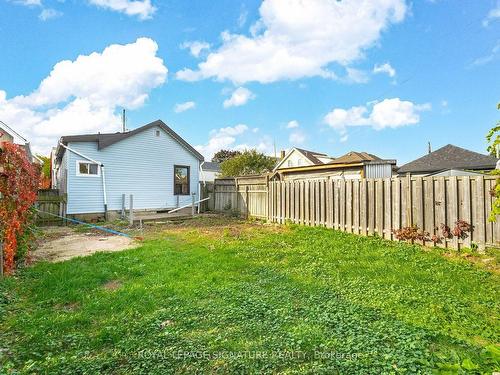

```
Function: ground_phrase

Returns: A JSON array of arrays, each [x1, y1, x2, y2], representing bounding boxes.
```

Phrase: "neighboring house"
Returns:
[[272, 148, 396, 180], [54, 120, 204, 220], [0, 120, 38, 163], [274, 148, 335, 170], [200, 161, 221, 182], [398, 144, 498, 176]]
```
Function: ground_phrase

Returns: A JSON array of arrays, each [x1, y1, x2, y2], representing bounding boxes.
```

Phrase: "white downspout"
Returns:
[[198, 160, 205, 212], [59, 142, 108, 218]]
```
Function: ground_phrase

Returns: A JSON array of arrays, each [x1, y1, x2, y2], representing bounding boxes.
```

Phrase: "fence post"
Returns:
[[406, 173, 412, 226], [121, 194, 126, 220], [129, 194, 134, 226], [192, 192, 196, 217], [245, 185, 249, 219]]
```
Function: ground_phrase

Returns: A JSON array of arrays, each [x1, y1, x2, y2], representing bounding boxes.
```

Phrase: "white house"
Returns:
[[54, 120, 204, 220]]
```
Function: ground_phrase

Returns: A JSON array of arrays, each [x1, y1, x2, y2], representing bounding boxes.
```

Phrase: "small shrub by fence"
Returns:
[[205, 175, 499, 250]]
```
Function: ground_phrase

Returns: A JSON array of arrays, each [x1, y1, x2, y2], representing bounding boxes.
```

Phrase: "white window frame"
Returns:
[[76, 160, 100, 177], [287, 160, 293, 167]]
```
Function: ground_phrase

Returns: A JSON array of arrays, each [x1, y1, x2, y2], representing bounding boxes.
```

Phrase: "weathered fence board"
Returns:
[[36, 189, 66, 226], [206, 175, 499, 250]]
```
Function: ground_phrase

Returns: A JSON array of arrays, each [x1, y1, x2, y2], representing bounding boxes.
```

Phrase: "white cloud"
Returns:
[[176, 0, 407, 84], [0, 37, 167, 153], [471, 41, 500, 66], [195, 124, 248, 159], [237, 7, 248, 28], [39, 8, 62, 21], [345, 67, 370, 83], [174, 101, 196, 113], [195, 124, 273, 159], [180, 41, 210, 58], [286, 120, 299, 129], [289, 130, 305, 145], [13, 0, 41, 7], [88, 0, 156, 20], [233, 139, 274, 156], [223, 87, 255, 108], [483, 2, 500, 26], [324, 98, 430, 135], [373, 62, 396, 77]]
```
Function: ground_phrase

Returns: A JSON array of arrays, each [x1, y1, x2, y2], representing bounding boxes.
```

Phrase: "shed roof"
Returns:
[[398, 144, 497, 174], [201, 161, 221, 171], [57, 120, 204, 161]]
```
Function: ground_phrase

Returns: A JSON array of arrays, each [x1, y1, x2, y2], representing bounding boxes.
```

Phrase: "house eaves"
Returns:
[[57, 120, 204, 161]]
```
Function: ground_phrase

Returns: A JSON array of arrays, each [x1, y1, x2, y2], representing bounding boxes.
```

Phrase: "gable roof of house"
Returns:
[[398, 144, 497, 174], [58, 120, 204, 161], [294, 148, 331, 165], [274, 147, 333, 170], [329, 151, 382, 165], [0, 121, 28, 143], [201, 161, 220, 171]]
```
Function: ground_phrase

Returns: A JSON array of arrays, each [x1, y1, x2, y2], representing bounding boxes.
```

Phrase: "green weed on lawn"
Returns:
[[0, 218, 499, 374]]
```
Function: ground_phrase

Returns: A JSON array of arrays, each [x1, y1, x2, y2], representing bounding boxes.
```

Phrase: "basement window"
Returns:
[[174, 165, 190, 195], [76, 161, 100, 177]]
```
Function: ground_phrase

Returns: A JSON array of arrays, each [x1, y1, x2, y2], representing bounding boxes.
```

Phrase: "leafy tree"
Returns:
[[486, 103, 500, 156], [486, 103, 500, 221], [212, 149, 242, 163], [220, 149, 277, 177], [37, 155, 51, 179]]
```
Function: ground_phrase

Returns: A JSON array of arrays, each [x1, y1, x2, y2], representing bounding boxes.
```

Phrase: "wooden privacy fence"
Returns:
[[209, 175, 499, 250], [211, 176, 268, 218], [36, 189, 67, 226]]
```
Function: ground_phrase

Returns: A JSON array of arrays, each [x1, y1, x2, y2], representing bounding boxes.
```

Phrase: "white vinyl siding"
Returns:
[[65, 125, 200, 214]]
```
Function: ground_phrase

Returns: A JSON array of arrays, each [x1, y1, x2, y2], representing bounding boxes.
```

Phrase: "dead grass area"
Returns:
[[102, 280, 122, 291], [32, 226, 136, 263], [129, 215, 290, 245]]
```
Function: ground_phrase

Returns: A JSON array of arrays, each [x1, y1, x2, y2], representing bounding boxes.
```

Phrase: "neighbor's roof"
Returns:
[[398, 144, 498, 174], [0, 120, 28, 143], [201, 161, 221, 171], [295, 147, 331, 165], [329, 151, 382, 165], [57, 120, 204, 161]]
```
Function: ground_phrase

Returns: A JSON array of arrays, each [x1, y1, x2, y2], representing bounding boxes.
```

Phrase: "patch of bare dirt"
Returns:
[[54, 302, 80, 312], [32, 227, 137, 262], [102, 280, 122, 291]]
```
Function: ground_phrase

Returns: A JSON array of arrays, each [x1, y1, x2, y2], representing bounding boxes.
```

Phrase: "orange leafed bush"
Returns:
[[0, 142, 40, 274]]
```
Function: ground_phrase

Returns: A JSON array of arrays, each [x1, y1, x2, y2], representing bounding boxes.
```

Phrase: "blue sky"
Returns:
[[0, 0, 499, 164]]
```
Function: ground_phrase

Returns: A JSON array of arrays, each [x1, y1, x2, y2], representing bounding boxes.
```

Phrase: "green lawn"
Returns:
[[1, 217, 499, 374]]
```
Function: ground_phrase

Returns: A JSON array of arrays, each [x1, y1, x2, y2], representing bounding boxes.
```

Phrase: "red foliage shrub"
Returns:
[[392, 226, 430, 242], [0, 142, 40, 274], [394, 220, 473, 245], [451, 220, 473, 240]]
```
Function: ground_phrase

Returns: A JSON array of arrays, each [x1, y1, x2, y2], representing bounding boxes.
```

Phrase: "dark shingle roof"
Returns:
[[295, 148, 330, 165], [201, 161, 221, 171], [329, 151, 382, 165], [398, 144, 497, 174], [58, 120, 204, 161]]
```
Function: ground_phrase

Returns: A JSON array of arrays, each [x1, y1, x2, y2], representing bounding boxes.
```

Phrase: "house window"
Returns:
[[155, 130, 160, 137], [76, 161, 100, 176], [288, 160, 293, 167], [174, 165, 190, 195], [298, 158, 303, 166]]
